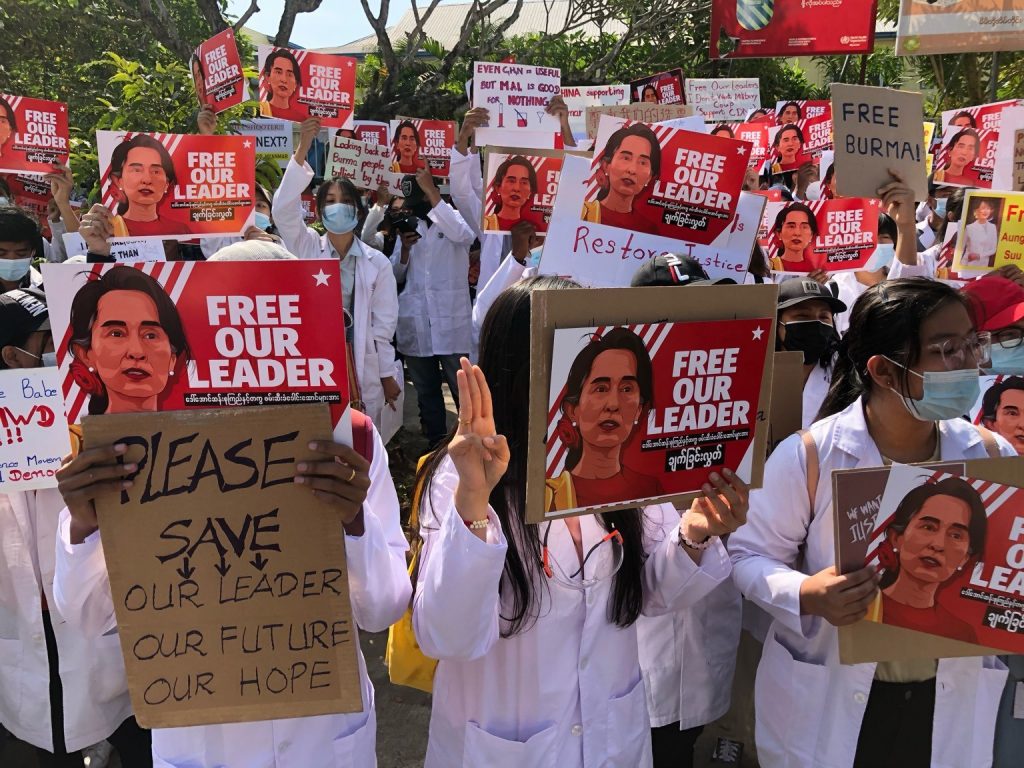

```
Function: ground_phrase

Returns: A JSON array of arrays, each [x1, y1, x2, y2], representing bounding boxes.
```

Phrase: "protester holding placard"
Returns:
[[730, 278, 1012, 768]]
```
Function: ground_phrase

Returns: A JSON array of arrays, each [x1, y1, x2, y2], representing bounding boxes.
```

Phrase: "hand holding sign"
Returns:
[[799, 565, 880, 626], [79, 204, 115, 255], [680, 468, 750, 541], [197, 105, 217, 136], [56, 442, 134, 544], [44, 163, 74, 204], [295, 117, 321, 163], [457, 108, 490, 153], [294, 441, 371, 529]]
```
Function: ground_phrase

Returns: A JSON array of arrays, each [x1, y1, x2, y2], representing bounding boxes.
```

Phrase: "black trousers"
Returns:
[[853, 677, 936, 768], [651, 722, 704, 768]]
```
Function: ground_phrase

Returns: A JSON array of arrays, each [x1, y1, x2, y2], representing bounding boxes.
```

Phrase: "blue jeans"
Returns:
[[405, 353, 462, 447]]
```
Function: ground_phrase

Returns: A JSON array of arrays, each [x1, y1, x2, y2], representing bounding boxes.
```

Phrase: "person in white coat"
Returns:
[[412, 276, 752, 768], [273, 118, 403, 438], [391, 167, 476, 447], [729, 277, 1013, 768]]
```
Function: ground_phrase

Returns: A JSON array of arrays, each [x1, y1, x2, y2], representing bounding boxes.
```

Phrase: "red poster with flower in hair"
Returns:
[[759, 198, 880, 274], [41, 260, 352, 443], [0, 94, 69, 175], [257, 46, 356, 128], [482, 147, 564, 235], [192, 29, 248, 114]]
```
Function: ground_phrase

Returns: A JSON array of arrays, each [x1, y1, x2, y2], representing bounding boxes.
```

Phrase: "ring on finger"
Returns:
[[346, 467, 356, 483]]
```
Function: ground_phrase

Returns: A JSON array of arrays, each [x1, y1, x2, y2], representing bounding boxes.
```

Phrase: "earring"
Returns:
[[634, 418, 639, 425], [957, 564, 963, 572], [168, 370, 175, 376], [571, 421, 577, 427], [892, 546, 898, 553], [88, 366, 95, 372]]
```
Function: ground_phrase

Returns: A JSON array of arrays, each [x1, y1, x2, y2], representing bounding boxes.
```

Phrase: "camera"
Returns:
[[383, 207, 420, 234]]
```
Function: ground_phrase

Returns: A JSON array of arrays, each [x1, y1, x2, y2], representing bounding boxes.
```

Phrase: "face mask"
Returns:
[[0, 196, 9, 206], [0, 257, 31, 282], [780, 320, 839, 365], [41, 351, 57, 367], [526, 245, 543, 270], [804, 181, 822, 201], [254, 211, 272, 231], [863, 243, 895, 272], [321, 203, 358, 234], [933, 198, 947, 219], [885, 357, 980, 421], [988, 342, 1024, 375]]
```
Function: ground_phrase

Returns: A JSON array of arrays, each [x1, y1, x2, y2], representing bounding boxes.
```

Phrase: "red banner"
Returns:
[[734, 121, 771, 171], [257, 46, 356, 129], [192, 29, 248, 113], [711, 0, 877, 58], [630, 70, 685, 105], [766, 114, 833, 174], [4, 173, 52, 238], [759, 198, 880, 273], [389, 118, 456, 178], [0, 94, 69, 175], [353, 121, 389, 147], [97, 131, 256, 240], [933, 101, 1024, 189], [483, 149, 563, 235]]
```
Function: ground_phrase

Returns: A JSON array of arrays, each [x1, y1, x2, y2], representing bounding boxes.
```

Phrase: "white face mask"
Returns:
[[884, 356, 981, 422], [804, 181, 823, 201]]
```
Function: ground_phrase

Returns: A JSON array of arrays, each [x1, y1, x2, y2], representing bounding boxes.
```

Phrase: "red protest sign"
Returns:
[[0, 94, 69, 175], [43, 260, 351, 440], [389, 118, 456, 178], [774, 100, 832, 123], [711, 0, 876, 58], [933, 101, 1024, 189], [582, 117, 750, 245], [4, 173, 52, 238], [353, 121, 389, 147], [630, 70, 685, 105], [192, 29, 248, 114], [257, 47, 356, 129], [766, 114, 833, 174], [759, 198, 880, 273], [734, 121, 771, 171], [482, 148, 564, 235], [96, 131, 256, 240]]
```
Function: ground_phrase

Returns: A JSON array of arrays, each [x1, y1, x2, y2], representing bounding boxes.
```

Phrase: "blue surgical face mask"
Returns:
[[863, 243, 895, 272], [0, 196, 9, 206], [884, 356, 980, 421], [40, 351, 57, 367], [933, 197, 948, 219], [254, 211, 272, 231], [988, 342, 1024, 375], [526, 245, 543, 270], [322, 203, 358, 235], [0, 258, 31, 282]]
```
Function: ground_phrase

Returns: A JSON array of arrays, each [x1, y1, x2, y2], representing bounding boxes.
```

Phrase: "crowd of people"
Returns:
[[1, 73, 1023, 768]]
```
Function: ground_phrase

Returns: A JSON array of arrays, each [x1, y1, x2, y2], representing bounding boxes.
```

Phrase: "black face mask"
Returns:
[[780, 320, 839, 366]]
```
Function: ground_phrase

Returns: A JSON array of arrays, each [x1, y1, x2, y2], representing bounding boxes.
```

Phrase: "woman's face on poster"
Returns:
[[974, 201, 993, 223], [498, 163, 532, 213], [952, 115, 974, 130], [605, 135, 654, 201], [949, 135, 979, 171], [0, 109, 12, 146], [269, 58, 298, 102], [567, 348, 643, 452], [642, 86, 659, 103], [779, 105, 800, 125], [397, 127, 418, 162], [890, 495, 973, 585], [777, 129, 802, 163], [779, 210, 813, 254], [115, 146, 170, 209]]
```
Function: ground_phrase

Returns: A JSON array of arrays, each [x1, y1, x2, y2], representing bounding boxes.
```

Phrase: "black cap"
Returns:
[[631, 253, 737, 287], [0, 287, 49, 350], [777, 277, 847, 313]]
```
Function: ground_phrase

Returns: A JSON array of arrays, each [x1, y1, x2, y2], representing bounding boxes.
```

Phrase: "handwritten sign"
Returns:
[[685, 78, 760, 123], [84, 404, 361, 727], [992, 107, 1024, 192], [325, 133, 394, 192], [472, 61, 561, 131], [0, 367, 71, 491], [584, 104, 695, 140], [560, 84, 629, 137]]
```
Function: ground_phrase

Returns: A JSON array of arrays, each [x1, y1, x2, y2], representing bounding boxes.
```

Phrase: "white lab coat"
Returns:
[[448, 147, 511, 293], [273, 158, 401, 429], [0, 489, 131, 752], [391, 200, 475, 358], [52, 424, 411, 768], [831, 259, 931, 337], [413, 456, 732, 768], [802, 363, 831, 428], [728, 398, 1014, 768]]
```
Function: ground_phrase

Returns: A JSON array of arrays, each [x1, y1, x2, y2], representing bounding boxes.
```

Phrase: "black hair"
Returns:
[[879, 477, 987, 589], [392, 120, 421, 152], [817, 278, 969, 420], [778, 101, 802, 122], [969, 196, 998, 219], [191, 52, 205, 85], [772, 123, 805, 150], [492, 155, 537, 215], [950, 111, 977, 129], [773, 202, 818, 238], [945, 128, 981, 161], [0, 205, 44, 260], [748, 242, 771, 279], [596, 123, 662, 202], [982, 376, 1024, 424], [262, 49, 302, 88], [315, 176, 365, 224], [878, 212, 898, 245], [823, 163, 836, 185], [641, 84, 659, 102], [711, 125, 736, 139], [0, 96, 17, 140], [748, 108, 769, 121], [109, 135, 177, 216], [412, 277, 647, 634], [69, 267, 191, 415]]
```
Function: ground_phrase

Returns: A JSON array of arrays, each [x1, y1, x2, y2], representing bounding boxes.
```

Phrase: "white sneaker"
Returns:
[[83, 740, 113, 768]]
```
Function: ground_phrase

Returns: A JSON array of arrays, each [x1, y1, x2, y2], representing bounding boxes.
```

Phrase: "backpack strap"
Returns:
[[349, 409, 375, 465], [975, 425, 1001, 459], [799, 429, 819, 514]]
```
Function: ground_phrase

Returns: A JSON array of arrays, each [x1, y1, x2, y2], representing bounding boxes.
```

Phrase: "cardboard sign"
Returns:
[[0, 94, 69, 175], [237, 118, 292, 170], [630, 70, 685, 105], [61, 232, 166, 263], [951, 191, 1024, 275], [685, 78, 760, 123], [766, 114, 833, 174], [0, 367, 72, 491], [711, 0, 875, 58], [472, 61, 561, 131], [192, 29, 248, 113], [4, 172, 52, 238], [389, 118, 455, 178], [84, 404, 360, 727], [96, 131, 255, 240], [992, 107, 1024, 192], [42, 260, 352, 444], [526, 285, 777, 522], [896, 0, 1024, 55], [325, 133, 392, 191], [482, 147, 563, 235], [766, 351, 805, 459], [257, 47, 355, 128], [561, 84, 629, 137], [831, 84, 927, 200], [760, 198, 881, 274], [585, 104, 695, 140], [352, 121, 389, 147]]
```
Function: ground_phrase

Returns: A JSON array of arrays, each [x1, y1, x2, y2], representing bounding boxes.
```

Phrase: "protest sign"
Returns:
[[934, 100, 1024, 189], [710, 0, 875, 58], [560, 84, 629, 137], [192, 29, 248, 113], [257, 47, 355, 129], [472, 61, 561, 131], [685, 78, 760, 123], [766, 114, 833, 174], [475, 127, 559, 150], [992, 107, 1024, 192], [766, 351, 804, 459], [481, 147, 563, 235], [95, 131, 255, 240], [0, 94, 69, 176], [656, 116, 708, 134], [584, 104, 695, 140], [61, 232, 166, 263], [389, 118, 456, 178], [951, 191, 1024, 275], [526, 284, 776, 522], [760, 198, 881, 274], [734, 121, 771, 171], [924, 121, 937, 176], [4, 173, 52, 238], [896, 0, 1024, 55], [775, 100, 832, 123], [972, 375, 1024, 455], [237, 118, 292, 170], [84, 403, 361, 727], [630, 70, 685, 105], [352, 121, 389, 147], [934, 222, 969, 282], [300, 194, 317, 225], [325, 133, 393, 191], [42, 260, 352, 445], [831, 84, 927, 200], [0, 367, 71, 491]]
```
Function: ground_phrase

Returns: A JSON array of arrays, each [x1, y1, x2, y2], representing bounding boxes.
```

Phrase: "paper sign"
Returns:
[[631, 70, 685, 105], [4, 172, 52, 238], [325, 133, 392, 191], [711, 0, 875, 58], [766, 114, 833, 174], [482, 147, 563, 235], [526, 285, 777, 523], [257, 46, 356, 128], [560, 84, 629, 137], [0, 94, 69, 175], [61, 232, 166, 263], [95, 131, 256, 240], [352, 121, 389, 147], [42, 260, 352, 444], [685, 78, 760, 122], [952, 191, 1024, 275], [831, 84, 927, 200], [585, 104, 695, 140], [972, 375, 1024, 455], [192, 29, 248, 114], [237, 118, 292, 170], [896, 0, 1024, 55], [992, 107, 1024, 192], [476, 127, 559, 150], [760, 198, 881, 274], [84, 404, 361, 727], [0, 367, 71, 491], [389, 118, 455, 178], [472, 61, 561, 131]]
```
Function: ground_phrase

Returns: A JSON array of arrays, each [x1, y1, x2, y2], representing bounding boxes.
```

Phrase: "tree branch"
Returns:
[[232, 0, 261, 31], [360, 0, 398, 74], [195, 0, 230, 33], [275, 0, 324, 47], [137, 0, 193, 61]]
